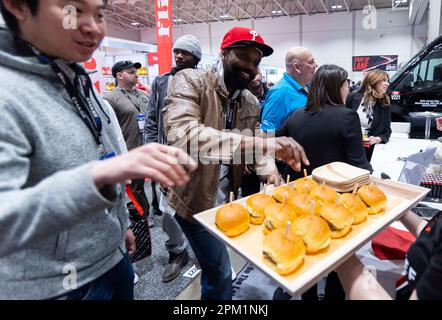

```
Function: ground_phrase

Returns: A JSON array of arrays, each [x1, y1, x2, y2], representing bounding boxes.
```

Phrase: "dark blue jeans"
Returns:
[[58, 253, 134, 300], [175, 214, 232, 300]]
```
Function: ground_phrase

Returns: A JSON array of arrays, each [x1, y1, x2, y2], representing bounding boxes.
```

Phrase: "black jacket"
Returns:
[[143, 72, 171, 145], [276, 105, 373, 179], [345, 92, 392, 143]]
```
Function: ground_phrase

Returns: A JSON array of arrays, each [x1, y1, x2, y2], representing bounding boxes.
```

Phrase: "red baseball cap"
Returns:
[[220, 27, 273, 57]]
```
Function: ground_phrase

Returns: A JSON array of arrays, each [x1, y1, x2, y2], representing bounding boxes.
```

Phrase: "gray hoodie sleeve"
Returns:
[[0, 104, 119, 258]]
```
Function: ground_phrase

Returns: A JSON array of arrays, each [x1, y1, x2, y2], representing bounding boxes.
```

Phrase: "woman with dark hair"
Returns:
[[277, 64, 372, 179], [274, 64, 372, 301], [346, 70, 392, 161]]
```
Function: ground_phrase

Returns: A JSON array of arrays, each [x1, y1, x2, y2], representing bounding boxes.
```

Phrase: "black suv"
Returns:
[[388, 35, 442, 139]]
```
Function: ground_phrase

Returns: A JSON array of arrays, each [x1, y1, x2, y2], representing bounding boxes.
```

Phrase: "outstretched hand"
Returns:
[[264, 137, 310, 172], [91, 143, 197, 189]]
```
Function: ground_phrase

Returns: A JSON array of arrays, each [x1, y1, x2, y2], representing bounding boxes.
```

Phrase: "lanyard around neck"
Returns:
[[27, 44, 103, 148], [118, 87, 141, 112]]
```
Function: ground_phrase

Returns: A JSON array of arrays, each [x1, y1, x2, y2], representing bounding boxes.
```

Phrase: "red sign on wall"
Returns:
[[147, 52, 159, 65], [155, 0, 173, 74]]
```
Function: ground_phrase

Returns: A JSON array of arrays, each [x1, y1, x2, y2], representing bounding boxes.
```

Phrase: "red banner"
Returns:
[[155, 0, 173, 74]]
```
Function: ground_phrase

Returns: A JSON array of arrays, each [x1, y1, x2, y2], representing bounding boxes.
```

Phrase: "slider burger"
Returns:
[[292, 214, 331, 254], [318, 204, 354, 238], [246, 194, 277, 225], [272, 185, 298, 203], [339, 193, 369, 224], [310, 184, 339, 206], [263, 203, 298, 234], [262, 228, 306, 275], [357, 185, 387, 214], [286, 193, 320, 216], [293, 177, 319, 194], [215, 203, 250, 237]]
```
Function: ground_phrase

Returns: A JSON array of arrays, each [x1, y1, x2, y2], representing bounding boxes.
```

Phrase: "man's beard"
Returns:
[[175, 60, 195, 71], [224, 66, 253, 90]]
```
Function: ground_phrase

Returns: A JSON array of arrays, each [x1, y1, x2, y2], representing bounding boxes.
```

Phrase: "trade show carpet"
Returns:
[[133, 183, 199, 300], [133, 214, 199, 300]]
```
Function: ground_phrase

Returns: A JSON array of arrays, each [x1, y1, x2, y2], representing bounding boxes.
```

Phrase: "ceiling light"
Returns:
[[220, 14, 229, 18], [173, 18, 182, 22], [131, 22, 140, 26]]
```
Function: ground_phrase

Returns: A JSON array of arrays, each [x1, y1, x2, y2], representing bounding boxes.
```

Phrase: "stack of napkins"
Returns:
[[312, 162, 371, 192]]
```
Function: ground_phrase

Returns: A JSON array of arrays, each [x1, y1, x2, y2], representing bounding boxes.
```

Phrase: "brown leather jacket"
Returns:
[[163, 67, 276, 221]]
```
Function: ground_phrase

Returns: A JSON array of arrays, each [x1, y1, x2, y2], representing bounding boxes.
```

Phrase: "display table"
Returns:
[[371, 138, 434, 181], [370, 138, 440, 231]]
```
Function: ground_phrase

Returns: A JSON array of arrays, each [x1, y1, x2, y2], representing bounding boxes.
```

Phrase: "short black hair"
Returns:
[[0, 0, 39, 34], [1, 0, 108, 34]]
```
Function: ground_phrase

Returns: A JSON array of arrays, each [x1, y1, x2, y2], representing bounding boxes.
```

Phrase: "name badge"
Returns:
[[99, 151, 116, 160], [137, 114, 146, 133]]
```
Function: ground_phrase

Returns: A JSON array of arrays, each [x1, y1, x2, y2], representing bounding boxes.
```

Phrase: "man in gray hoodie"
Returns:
[[0, 0, 196, 300]]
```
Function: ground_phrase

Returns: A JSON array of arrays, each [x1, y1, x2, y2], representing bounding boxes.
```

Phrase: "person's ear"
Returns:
[[220, 49, 229, 62], [2, 0, 32, 23], [292, 63, 301, 74]]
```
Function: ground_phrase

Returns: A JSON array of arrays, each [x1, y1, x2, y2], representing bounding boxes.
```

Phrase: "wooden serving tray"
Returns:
[[193, 177, 429, 296]]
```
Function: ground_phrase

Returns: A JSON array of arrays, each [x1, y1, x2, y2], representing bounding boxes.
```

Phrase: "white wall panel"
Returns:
[[134, 8, 431, 81], [106, 24, 141, 42]]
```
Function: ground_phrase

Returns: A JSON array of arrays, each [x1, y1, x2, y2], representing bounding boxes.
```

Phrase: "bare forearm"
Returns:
[[399, 210, 427, 237], [336, 255, 392, 300]]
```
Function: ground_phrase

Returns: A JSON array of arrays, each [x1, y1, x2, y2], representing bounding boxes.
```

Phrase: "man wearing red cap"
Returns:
[[162, 27, 310, 300]]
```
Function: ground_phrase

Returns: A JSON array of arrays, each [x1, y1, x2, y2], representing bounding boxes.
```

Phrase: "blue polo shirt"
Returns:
[[260, 73, 308, 132]]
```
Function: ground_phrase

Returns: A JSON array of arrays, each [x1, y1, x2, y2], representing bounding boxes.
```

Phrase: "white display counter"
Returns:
[[371, 138, 434, 181], [370, 137, 442, 229]]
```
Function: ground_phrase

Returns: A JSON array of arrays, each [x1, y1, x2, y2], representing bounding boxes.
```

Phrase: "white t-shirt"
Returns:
[[357, 99, 375, 136]]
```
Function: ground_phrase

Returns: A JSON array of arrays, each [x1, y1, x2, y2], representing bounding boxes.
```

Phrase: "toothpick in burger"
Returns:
[[318, 203, 354, 238], [311, 183, 339, 206], [215, 193, 250, 237], [287, 192, 320, 216], [339, 193, 369, 224], [246, 185, 277, 225], [263, 192, 298, 234], [292, 213, 331, 254], [357, 184, 387, 214], [262, 228, 306, 275], [293, 169, 319, 194]]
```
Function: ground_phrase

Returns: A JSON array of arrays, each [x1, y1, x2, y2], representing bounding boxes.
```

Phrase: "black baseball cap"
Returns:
[[112, 60, 142, 78]]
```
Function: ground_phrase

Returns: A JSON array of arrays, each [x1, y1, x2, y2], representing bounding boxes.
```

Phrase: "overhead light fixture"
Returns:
[[173, 18, 182, 22], [331, 4, 343, 9], [131, 22, 140, 26], [220, 14, 229, 18], [271, 10, 282, 14]]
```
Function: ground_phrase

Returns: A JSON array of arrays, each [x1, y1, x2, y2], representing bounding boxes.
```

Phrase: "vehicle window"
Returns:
[[426, 56, 442, 82], [410, 49, 442, 86], [412, 60, 428, 85]]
